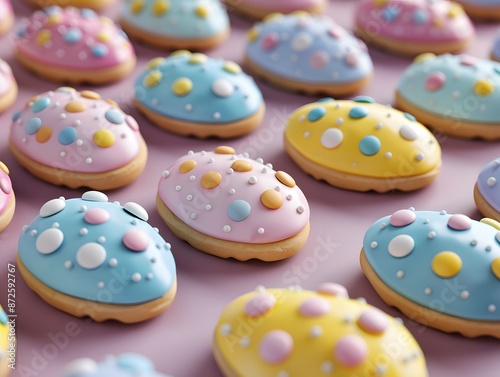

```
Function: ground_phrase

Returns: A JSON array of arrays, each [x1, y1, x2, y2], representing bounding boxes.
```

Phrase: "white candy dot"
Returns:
[[320, 128, 343, 149], [212, 79, 234, 97], [76, 243, 106, 270], [82, 191, 108, 202], [460, 290, 469, 300], [487, 177, 497, 187], [321, 361, 333, 373], [370, 241, 378, 249], [176, 185, 182, 191], [223, 225, 231, 232], [258, 227, 265, 234], [80, 228, 88, 235], [132, 273, 142, 282], [291, 32, 312, 52], [488, 304, 496, 313], [64, 261, 73, 269], [36, 228, 64, 255], [428, 231, 436, 239], [396, 270, 404, 278], [240, 337, 251, 348], [388, 234, 415, 258], [297, 206, 305, 214], [205, 205, 212, 211], [97, 282, 105, 289], [109, 258, 118, 267], [400, 124, 418, 141], [248, 176, 257, 184], [310, 325, 323, 338], [40, 198, 66, 217], [124, 202, 149, 221], [220, 323, 232, 335], [424, 287, 432, 295], [62, 358, 98, 377]]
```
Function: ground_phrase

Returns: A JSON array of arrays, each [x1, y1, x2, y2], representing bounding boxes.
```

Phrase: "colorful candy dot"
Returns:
[[349, 106, 369, 119], [353, 96, 375, 104], [228, 200, 251, 222], [321, 128, 343, 149], [432, 251, 462, 278], [96, 31, 111, 43], [345, 51, 359, 67], [152, 0, 170, 15], [261, 32, 279, 51], [188, 53, 207, 64], [244, 293, 276, 317], [32, 97, 51, 113], [11, 110, 20, 122], [414, 52, 436, 64], [65, 101, 87, 113], [491, 257, 500, 280], [388, 234, 415, 258], [58, 127, 78, 145], [93, 129, 115, 148], [212, 79, 234, 97], [359, 135, 381, 156], [390, 209, 416, 227], [123, 229, 149, 252], [26, 117, 42, 135], [172, 78, 193, 96], [307, 107, 326, 122], [412, 9, 428, 24], [36, 29, 52, 46], [460, 55, 476, 66], [40, 198, 66, 217], [124, 202, 149, 221], [64, 28, 82, 44], [399, 124, 418, 141], [215, 146, 236, 154], [223, 61, 242, 74], [357, 309, 389, 335], [36, 228, 64, 255], [105, 108, 125, 124], [261, 189, 283, 210], [291, 32, 312, 52], [310, 51, 329, 69], [425, 72, 446, 91], [404, 113, 416, 121], [275, 171, 296, 188], [82, 191, 108, 202], [179, 160, 197, 174], [147, 57, 165, 70], [0, 178, 10, 195], [144, 70, 163, 88], [92, 44, 109, 58], [195, 5, 209, 18], [334, 334, 368, 367], [247, 27, 260, 43], [0, 162, 9, 175], [201, 171, 222, 189], [231, 160, 253, 172], [131, 0, 145, 13], [317, 283, 349, 298], [76, 243, 107, 270], [259, 330, 293, 365], [447, 214, 471, 231], [81, 90, 101, 100], [84, 208, 110, 225], [299, 297, 330, 317], [474, 79, 494, 96]]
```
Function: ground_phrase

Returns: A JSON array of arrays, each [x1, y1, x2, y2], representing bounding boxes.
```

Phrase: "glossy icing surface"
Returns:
[[355, 0, 474, 43], [10, 87, 144, 173], [363, 209, 500, 321], [121, 0, 229, 39], [285, 97, 441, 178], [237, 0, 323, 12], [158, 147, 309, 243], [246, 13, 372, 84], [477, 158, 500, 212], [0, 59, 14, 98], [0, 161, 12, 217], [18, 192, 176, 305], [214, 285, 427, 377], [135, 52, 263, 123], [15, 6, 135, 70], [62, 354, 172, 377], [398, 53, 500, 123]]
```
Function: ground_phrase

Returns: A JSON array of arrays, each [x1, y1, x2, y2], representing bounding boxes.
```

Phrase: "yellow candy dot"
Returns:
[[172, 77, 193, 97], [100, 16, 114, 26], [147, 57, 165, 70], [179, 160, 197, 174], [201, 172, 222, 189], [189, 53, 208, 64], [432, 251, 462, 278], [290, 10, 309, 18], [231, 160, 253, 172], [171, 50, 191, 57], [373, 0, 388, 6], [491, 257, 500, 280], [247, 27, 260, 43], [223, 61, 242, 74], [65, 101, 87, 113], [0, 161, 9, 174], [46, 13, 63, 25], [414, 53, 436, 64], [131, 0, 145, 14], [261, 189, 283, 210], [480, 218, 500, 230], [106, 99, 120, 108], [36, 126, 52, 143], [36, 29, 52, 47], [96, 31, 111, 43], [448, 3, 463, 18], [152, 0, 170, 15], [81, 90, 101, 100], [195, 5, 209, 18], [144, 70, 163, 88], [93, 129, 115, 148], [474, 79, 494, 96], [214, 146, 236, 155], [275, 171, 296, 188], [263, 13, 284, 23]]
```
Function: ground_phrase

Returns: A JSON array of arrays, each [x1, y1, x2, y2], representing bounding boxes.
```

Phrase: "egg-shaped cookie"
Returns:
[[0, 59, 17, 114], [474, 158, 500, 221], [213, 284, 428, 377], [9, 87, 147, 190], [156, 147, 310, 261], [0, 306, 12, 377], [456, 0, 500, 20], [245, 13, 373, 96], [396, 53, 500, 140], [225, 0, 327, 20], [0, 0, 13, 36], [18, 192, 177, 323], [120, 0, 229, 50], [26, 0, 115, 12], [135, 52, 265, 139], [362, 208, 500, 337], [0, 162, 15, 233], [15, 7, 136, 84], [285, 97, 441, 192], [355, 0, 474, 56], [491, 31, 500, 62]]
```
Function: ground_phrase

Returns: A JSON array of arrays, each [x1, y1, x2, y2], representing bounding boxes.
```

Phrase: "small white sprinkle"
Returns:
[[153, 227, 159, 233], [255, 285, 266, 292], [428, 231, 436, 239], [229, 189, 235, 195], [471, 239, 477, 246], [59, 113, 66, 119], [261, 167, 267, 173], [256, 158, 264, 164], [357, 297, 367, 304], [375, 122, 383, 130], [131, 219, 138, 225], [336, 117, 344, 126], [185, 104, 193, 111], [424, 287, 432, 295], [188, 150, 194, 155], [190, 213, 198, 220], [80, 228, 88, 235], [239, 337, 251, 348], [486, 245, 492, 251], [97, 281, 105, 289], [220, 323, 232, 335], [424, 219, 430, 224], [22, 225, 29, 232], [187, 195, 193, 201], [385, 152, 392, 159], [309, 325, 323, 338], [370, 241, 378, 249], [440, 210, 447, 215], [79, 205, 87, 212], [131, 273, 142, 282], [98, 236, 106, 243], [146, 273, 154, 280], [86, 158, 92, 164], [297, 205, 305, 214], [248, 176, 257, 184], [208, 158, 215, 163], [277, 371, 289, 377], [298, 115, 305, 122], [109, 258, 118, 267], [286, 194, 293, 201], [76, 139, 83, 146], [223, 225, 231, 232], [452, 90, 460, 99], [394, 317, 404, 325], [175, 185, 182, 191], [52, 222, 60, 228], [380, 223, 387, 229], [415, 153, 424, 161], [74, 120, 81, 127], [487, 177, 497, 187], [397, 270, 404, 279], [205, 205, 212, 211], [488, 304, 496, 313], [460, 290, 470, 300], [227, 168, 234, 174], [258, 227, 265, 234], [189, 175, 196, 181], [64, 261, 73, 269], [243, 153, 250, 158], [321, 361, 333, 373], [275, 186, 281, 192], [162, 170, 170, 178], [213, 112, 221, 120], [304, 131, 310, 138], [266, 163, 273, 169]]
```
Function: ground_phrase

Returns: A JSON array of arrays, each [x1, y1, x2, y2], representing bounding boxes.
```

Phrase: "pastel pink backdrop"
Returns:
[[1, 1, 499, 376]]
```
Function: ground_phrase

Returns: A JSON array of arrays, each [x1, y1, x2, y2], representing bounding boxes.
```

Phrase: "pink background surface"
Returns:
[[1, 1, 500, 376]]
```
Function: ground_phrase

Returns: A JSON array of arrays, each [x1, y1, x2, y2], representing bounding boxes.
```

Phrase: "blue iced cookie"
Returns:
[[134, 51, 265, 138], [120, 0, 229, 50], [245, 12, 373, 96], [17, 191, 177, 323], [396, 53, 500, 140], [474, 158, 500, 222], [361, 208, 500, 338]]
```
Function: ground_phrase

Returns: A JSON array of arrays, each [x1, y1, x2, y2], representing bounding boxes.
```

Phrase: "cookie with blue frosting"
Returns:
[[491, 31, 500, 62], [245, 13, 372, 96], [361, 208, 500, 338], [474, 158, 500, 221], [17, 191, 177, 323], [134, 51, 265, 138], [396, 53, 500, 140], [62, 354, 172, 377], [120, 0, 229, 50], [456, 0, 500, 20]]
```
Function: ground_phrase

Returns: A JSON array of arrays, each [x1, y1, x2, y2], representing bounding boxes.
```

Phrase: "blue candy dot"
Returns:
[[12, 110, 21, 122], [359, 135, 381, 156], [44, 6, 61, 15], [228, 200, 252, 222], [404, 112, 416, 121], [80, 8, 97, 18], [353, 96, 375, 104], [116, 354, 154, 373], [105, 108, 125, 124], [317, 97, 334, 103], [64, 28, 82, 44], [349, 106, 369, 119], [412, 10, 428, 24], [32, 97, 51, 113], [0, 308, 7, 325], [92, 44, 109, 58], [26, 117, 42, 135], [58, 127, 78, 145], [307, 107, 326, 122], [16, 26, 27, 38]]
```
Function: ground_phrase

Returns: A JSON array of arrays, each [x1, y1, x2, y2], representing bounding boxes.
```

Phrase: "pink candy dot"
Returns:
[[460, 55, 476, 66], [425, 72, 446, 91], [328, 25, 345, 39], [345, 51, 359, 67], [334, 334, 368, 368], [122, 229, 149, 252], [389, 209, 416, 227], [83, 208, 110, 225], [310, 51, 329, 69], [259, 330, 293, 365], [317, 283, 349, 298], [126, 115, 139, 131], [299, 297, 330, 317], [357, 309, 389, 335], [0, 178, 11, 195], [447, 214, 471, 231], [244, 293, 276, 318], [261, 32, 279, 51]]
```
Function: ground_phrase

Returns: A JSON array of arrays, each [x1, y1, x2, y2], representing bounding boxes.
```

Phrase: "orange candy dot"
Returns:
[[179, 160, 197, 174], [201, 172, 222, 189], [231, 160, 252, 172], [36, 126, 52, 143], [106, 99, 119, 108], [261, 189, 283, 210], [275, 171, 296, 188], [65, 101, 87, 113], [81, 91, 101, 100], [214, 146, 236, 155]]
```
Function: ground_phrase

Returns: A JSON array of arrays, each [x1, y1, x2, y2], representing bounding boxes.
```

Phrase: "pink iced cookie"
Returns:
[[14, 6, 136, 84], [156, 146, 310, 261], [355, 0, 474, 56], [0, 161, 15, 233], [9, 87, 148, 190], [0, 59, 17, 114], [0, 0, 13, 36], [225, 0, 327, 20]]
